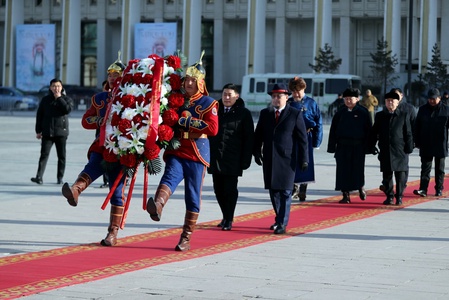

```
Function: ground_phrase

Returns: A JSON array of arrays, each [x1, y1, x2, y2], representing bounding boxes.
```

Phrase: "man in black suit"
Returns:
[[253, 83, 308, 234]]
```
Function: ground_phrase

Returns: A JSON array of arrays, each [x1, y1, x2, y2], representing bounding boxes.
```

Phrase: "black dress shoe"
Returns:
[[395, 197, 403, 206], [383, 198, 394, 205], [274, 224, 286, 234], [222, 221, 232, 231], [217, 219, 225, 228], [270, 223, 279, 230], [359, 187, 366, 200], [435, 190, 443, 196], [31, 177, 43, 185], [57, 179, 63, 184], [413, 189, 427, 197]]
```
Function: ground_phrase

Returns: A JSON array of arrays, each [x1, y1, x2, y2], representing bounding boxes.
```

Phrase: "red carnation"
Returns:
[[132, 114, 144, 125], [121, 94, 136, 108], [122, 73, 133, 84], [118, 118, 132, 134], [169, 74, 182, 91], [103, 149, 118, 163], [158, 124, 174, 142], [168, 92, 185, 109], [132, 74, 143, 85], [144, 143, 161, 161], [166, 55, 181, 70], [162, 108, 179, 127], [120, 153, 139, 168], [142, 74, 153, 85], [111, 112, 122, 126]]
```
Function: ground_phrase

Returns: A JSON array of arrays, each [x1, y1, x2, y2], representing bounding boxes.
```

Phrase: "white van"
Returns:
[[240, 73, 362, 115]]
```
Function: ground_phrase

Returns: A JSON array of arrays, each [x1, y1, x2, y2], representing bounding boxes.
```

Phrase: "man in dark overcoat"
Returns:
[[413, 88, 449, 197], [370, 92, 414, 206], [208, 83, 255, 231], [253, 83, 308, 234], [327, 88, 372, 203]]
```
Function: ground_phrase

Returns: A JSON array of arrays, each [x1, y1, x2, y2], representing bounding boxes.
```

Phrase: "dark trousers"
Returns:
[[212, 174, 239, 222], [419, 156, 446, 191], [382, 171, 406, 198], [36, 136, 67, 180], [269, 189, 292, 226]]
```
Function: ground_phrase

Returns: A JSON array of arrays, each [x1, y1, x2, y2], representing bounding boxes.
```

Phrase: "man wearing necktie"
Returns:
[[253, 83, 309, 234]]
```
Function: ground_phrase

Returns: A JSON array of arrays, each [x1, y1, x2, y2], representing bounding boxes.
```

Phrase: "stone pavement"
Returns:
[[1, 111, 449, 299]]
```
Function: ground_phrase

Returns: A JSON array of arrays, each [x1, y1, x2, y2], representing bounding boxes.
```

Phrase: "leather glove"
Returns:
[[254, 153, 263, 166], [301, 162, 308, 172]]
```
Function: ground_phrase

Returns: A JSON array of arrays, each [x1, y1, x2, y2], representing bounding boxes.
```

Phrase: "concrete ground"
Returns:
[[1, 111, 449, 299]]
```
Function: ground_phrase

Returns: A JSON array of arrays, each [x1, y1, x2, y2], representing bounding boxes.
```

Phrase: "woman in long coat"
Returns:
[[327, 88, 372, 203], [370, 92, 414, 205], [287, 77, 323, 201]]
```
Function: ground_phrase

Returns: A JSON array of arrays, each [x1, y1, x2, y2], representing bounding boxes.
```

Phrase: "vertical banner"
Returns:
[[16, 24, 56, 92], [134, 23, 177, 59]]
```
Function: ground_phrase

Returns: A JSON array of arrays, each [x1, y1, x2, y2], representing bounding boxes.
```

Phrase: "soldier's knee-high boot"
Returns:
[[146, 184, 172, 221], [62, 173, 92, 207], [100, 205, 124, 246], [175, 210, 199, 252]]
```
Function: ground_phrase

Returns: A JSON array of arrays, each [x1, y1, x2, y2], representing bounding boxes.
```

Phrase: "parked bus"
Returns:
[[240, 73, 362, 116]]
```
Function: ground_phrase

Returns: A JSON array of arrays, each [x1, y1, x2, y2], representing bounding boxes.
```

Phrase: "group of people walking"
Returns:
[[31, 52, 449, 250]]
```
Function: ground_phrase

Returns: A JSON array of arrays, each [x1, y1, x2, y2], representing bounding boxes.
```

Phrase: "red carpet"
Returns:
[[0, 179, 445, 299]]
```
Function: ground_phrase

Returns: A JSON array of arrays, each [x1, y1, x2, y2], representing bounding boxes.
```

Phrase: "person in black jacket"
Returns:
[[31, 78, 74, 185], [413, 88, 449, 197], [370, 92, 414, 206], [208, 83, 254, 231], [253, 83, 308, 234]]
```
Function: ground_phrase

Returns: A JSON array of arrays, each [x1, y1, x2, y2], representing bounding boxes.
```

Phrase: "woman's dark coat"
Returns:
[[253, 105, 308, 190], [414, 102, 449, 158], [370, 108, 414, 172], [35, 94, 74, 137], [208, 98, 254, 176], [327, 104, 372, 191]]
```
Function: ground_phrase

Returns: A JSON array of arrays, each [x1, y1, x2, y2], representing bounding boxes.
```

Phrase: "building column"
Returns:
[[121, 0, 140, 63], [61, 0, 81, 85], [2, 0, 24, 86], [246, 0, 266, 75], [274, 1, 286, 73], [313, 0, 332, 72], [440, 0, 449, 62], [182, 0, 202, 65], [338, 16, 351, 74], [213, 4, 224, 91], [419, 0, 437, 73], [384, 0, 401, 73]]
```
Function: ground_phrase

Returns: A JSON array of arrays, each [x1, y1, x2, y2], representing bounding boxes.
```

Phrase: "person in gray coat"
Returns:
[[253, 83, 308, 234], [370, 92, 414, 206], [208, 83, 254, 231]]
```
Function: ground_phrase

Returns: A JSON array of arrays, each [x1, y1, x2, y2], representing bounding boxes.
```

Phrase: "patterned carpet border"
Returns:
[[0, 179, 445, 299]]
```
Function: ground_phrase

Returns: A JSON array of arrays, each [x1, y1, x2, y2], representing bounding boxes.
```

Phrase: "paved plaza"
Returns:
[[1, 111, 449, 299]]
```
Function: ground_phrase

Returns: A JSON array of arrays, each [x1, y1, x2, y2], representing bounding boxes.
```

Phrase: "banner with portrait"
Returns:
[[16, 24, 56, 92], [134, 23, 177, 59]]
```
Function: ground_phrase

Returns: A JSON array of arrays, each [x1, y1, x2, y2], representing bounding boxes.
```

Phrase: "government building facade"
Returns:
[[0, 0, 447, 95]]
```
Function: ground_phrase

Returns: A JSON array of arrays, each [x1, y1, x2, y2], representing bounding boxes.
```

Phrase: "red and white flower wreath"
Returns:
[[100, 54, 185, 226]]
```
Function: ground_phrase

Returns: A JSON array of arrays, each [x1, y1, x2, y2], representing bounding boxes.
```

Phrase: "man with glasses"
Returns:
[[253, 83, 308, 234]]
